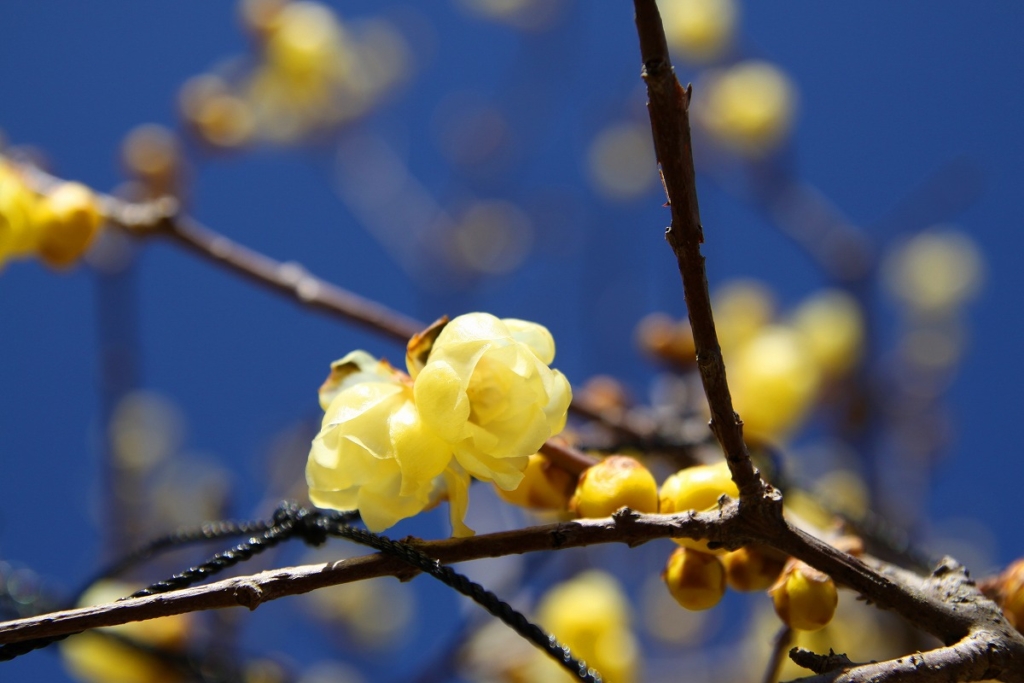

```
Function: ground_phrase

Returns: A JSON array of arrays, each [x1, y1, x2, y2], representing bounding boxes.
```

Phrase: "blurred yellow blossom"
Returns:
[[728, 325, 821, 442], [0, 159, 38, 267], [790, 289, 864, 378], [181, 1, 409, 147], [696, 61, 797, 157], [712, 279, 775, 353], [998, 558, 1024, 629], [33, 181, 103, 268], [0, 162, 104, 271], [526, 571, 639, 683], [61, 580, 191, 683], [659, 0, 738, 63], [883, 228, 984, 314], [587, 122, 658, 201]]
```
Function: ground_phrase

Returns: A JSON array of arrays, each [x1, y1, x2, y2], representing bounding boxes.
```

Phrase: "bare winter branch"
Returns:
[[632, 0, 761, 499]]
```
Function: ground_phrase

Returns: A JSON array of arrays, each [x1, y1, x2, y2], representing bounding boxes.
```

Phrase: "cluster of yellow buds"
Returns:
[[659, 462, 736, 610], [179, 0, 409, 148], [306, 313, 571, 536], [0, 159, 104, 271], [657, 462, 837, 629]]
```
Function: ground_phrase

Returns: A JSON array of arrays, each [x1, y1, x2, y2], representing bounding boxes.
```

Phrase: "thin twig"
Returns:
[[14, 161, 423, 344], [632, 0, 761, 499], [157, 214, 423, 343], [762, 625, 794, 683]]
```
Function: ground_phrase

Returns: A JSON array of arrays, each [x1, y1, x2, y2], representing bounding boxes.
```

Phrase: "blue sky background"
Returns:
[[2, 2, 1023, 681]]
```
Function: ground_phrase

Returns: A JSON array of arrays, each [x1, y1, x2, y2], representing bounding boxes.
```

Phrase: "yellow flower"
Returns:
[[412, 313, 572, 492], [309, 314, 571, 537], [307, 351, 456, 534]]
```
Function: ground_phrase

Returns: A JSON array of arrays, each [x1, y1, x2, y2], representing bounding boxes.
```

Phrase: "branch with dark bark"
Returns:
[[2, 501, 1020, 676], [787, 630, 1024, 683], [632, 0, 761, 500], [629, 2, 1024, 680]]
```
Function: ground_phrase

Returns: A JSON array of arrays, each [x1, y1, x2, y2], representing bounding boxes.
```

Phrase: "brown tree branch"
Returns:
[[628, 4, 1024, 680], [2, 502, 1018, 669], [786, 631, 1024, 683], [14, 161, 424, 343], [0, 507, 746, 646], [632, 0, 761, 500]]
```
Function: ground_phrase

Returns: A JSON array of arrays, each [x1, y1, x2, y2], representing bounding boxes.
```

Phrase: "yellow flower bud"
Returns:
[[306, 350, 461, 534], [722, 545, 785, 592], [663, 547, 726, 611], [0, 160, 40, 267], [60, 580, 191, 683], [495, 453, 575, 511], [413, 312, 572, 492], [570, 455, 659, 518], [659, 462, 738, 553], [635, 312, 695, 367], [33, 182, 103, 268], [770, 562, 838, 631], [999, 558, 1024, 630]]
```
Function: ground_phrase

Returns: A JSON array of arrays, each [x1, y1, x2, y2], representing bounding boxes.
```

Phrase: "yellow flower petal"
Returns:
[[391, 400, 452, 496], [442, 466, 474, 537], [502, 318, 555, 364], [414, 360, 472, 443], [454, 441, 529, 491]]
